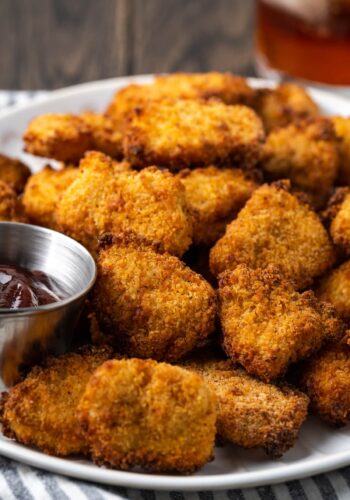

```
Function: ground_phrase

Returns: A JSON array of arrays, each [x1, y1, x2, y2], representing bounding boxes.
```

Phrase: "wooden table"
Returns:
[[1, 0, 255, 90]]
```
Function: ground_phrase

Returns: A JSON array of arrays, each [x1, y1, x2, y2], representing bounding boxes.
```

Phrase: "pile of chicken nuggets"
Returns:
[[1, 72, 350, 474]]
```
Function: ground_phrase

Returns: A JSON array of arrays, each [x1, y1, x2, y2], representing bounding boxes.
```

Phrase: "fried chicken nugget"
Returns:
[[0, 153, 31, 193], [218, 265, 344, 382], [210, 181, 335, 289], [299, 335, 350, 425], [331, 116, 350, 185], [78, 358, 216, 472], [56, 152, 192, 256], [23, 113, 123, 163], [0, 345, 113, 456], [106, 72, 254, 122], [22, 165, 78, 229], [255, 83, 320, 132], [23, 114, 93, 163], [263, 118, 339, 208], [183, 357, 309, 457], [92, 233, 216, 361], [0, 180, 26, 222], [315, 261, 350, 322], [178, 167, 257, 246], [327, 188, 350, 254], [123, 99, 265, 170]]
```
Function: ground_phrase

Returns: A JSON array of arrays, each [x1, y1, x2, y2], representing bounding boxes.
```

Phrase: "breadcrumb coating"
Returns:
[[0, 180, 26, 222], [92, 233, 216, 361], [316, 260, 350, 322], [23, 113, 123, 163], [328, 188, 350, 254], [210, 181, 334, 289], [22, 165, 78, 229], [255, 83, 320, 132], [299, 335, 350, 425], [178, 167, 257, 246], [0, 154, 31, 193], [263, 118, 339, 208], [123, 99, 265, 170], [24, 114, 93, 163], [0, 346, 113, 457], [331, 116, 350, 185], [78, 358, 216, 472], [183, 357, 309, 457], [106, 72, 255, 122], [218, 265, 344, 382], [80, 112, 123, 159], [56, 151, 192, 256]]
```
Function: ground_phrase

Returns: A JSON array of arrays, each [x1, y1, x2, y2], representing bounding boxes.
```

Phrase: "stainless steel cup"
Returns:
[[0, 222, 96, 387]]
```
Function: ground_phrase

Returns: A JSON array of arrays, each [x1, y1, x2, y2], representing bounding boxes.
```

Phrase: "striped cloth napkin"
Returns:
[[0, 90, 350, 500]]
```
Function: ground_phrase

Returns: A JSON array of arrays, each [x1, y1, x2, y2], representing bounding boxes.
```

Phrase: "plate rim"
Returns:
[[1, 74, 350, 491]]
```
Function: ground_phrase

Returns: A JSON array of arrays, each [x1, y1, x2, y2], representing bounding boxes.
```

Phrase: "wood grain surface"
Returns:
[[0, 0, 255, 90]]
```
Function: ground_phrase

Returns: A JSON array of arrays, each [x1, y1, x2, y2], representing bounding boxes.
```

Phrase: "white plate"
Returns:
[[1, 75, 350, 491]]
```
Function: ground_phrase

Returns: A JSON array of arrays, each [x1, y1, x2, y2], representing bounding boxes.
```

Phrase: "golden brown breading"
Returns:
[[0, 180, 26, 222], [23, 113, 124, 163], [0, 154, 31, 193], [182, 357, 309, 457], [210, 181, 335, 289], [327, 188, 350, 254], [78, 358, 216, 472], [331, 116, 350, 185], [218, 265, 344, 382], [299, 335, 350, 425], [23, 114, 93, 163], [255, 83, 320, 132], [92, 233, 216, 361], [56, 151, 192, 256], [123, 99, 265, 170], [178, 167, 257, 246], [80, 112, 123, 159], [106, 72, 255, 122], [22, 165, 79, 229], [263, 118, 339, 208], [315, 261, 350, 322], [0, 346, 113, 457]]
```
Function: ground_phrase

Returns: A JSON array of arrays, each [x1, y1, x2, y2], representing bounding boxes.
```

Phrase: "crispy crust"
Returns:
[[182, 357, 309, 457], [329, 189, 350, 254], [56, 151, 192, 256], [123, 99, 265, 170], [24, 114, 93, 163], [178, 166, 257, 246], [106, 72, 255, 122], [254, 83, 320, 132], [23, 113, 123, 163], [299, 337, 350, 425], [77, 358, 217, 472], [0, 345, 113, 457], [209, 181, 335, 289], [316, 260, 350, 322], [22, 165, 79, 229], [218, 265, 345, 382], [262, 118, 339, 208], [92, 235, 216, 361], [0, 154, 31, 193], [0, 180, 26, 222]]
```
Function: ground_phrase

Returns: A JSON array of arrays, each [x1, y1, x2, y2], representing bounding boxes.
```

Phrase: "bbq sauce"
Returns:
[[0, 265, 63, 309]]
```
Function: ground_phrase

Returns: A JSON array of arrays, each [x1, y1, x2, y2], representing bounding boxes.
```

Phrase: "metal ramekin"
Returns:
[[0, 222, 96, 387]]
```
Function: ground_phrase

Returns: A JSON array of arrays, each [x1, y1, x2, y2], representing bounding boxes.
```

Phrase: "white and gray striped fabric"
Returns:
[[1, 90, 350, 500]]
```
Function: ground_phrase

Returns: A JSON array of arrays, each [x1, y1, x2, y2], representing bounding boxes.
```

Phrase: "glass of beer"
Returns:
[[255, 0, 350, 89]]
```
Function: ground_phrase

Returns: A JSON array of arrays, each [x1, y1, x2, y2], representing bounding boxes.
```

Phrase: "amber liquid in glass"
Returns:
[[256, 0, 350, 85]]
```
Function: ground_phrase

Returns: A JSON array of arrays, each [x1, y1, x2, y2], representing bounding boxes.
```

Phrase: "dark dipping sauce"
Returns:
[[0, 265, 63, 310]]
